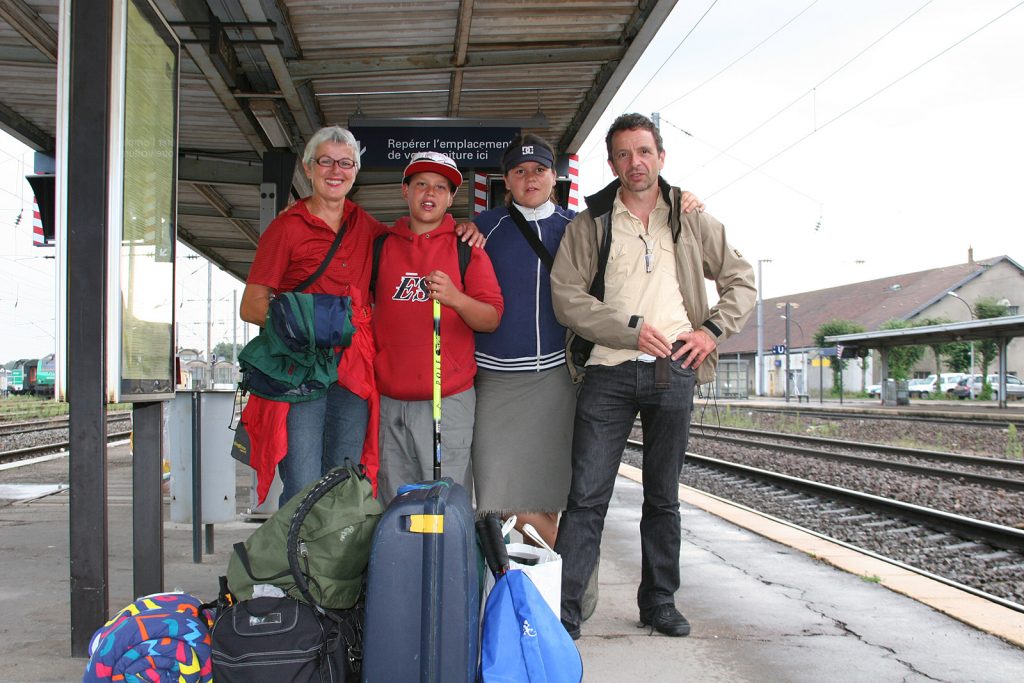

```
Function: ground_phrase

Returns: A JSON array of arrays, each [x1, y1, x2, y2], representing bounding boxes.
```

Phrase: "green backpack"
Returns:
[[227, 464, 383, 609]]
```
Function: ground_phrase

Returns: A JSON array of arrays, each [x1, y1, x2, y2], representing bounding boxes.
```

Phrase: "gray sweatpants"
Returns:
[[376, 387, 475, 503]]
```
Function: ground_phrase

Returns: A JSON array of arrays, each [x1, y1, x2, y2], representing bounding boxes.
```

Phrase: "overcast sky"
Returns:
[[1, 0, 1022, 363], [576, 0, 1024, 300]]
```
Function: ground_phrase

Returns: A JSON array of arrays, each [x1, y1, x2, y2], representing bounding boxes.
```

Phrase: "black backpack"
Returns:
[[369, 232, 473, 300]]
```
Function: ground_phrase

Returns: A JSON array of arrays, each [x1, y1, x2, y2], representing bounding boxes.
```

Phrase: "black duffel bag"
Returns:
[[210, 596, 361, 683]]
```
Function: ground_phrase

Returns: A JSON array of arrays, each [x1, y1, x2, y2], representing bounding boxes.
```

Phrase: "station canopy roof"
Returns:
[[825, 315, 1024, 349], [1, 0, 679, 281]]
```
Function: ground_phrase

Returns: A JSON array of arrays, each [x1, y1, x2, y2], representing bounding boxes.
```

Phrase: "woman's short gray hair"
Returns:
[[302, 126, 361, 168]]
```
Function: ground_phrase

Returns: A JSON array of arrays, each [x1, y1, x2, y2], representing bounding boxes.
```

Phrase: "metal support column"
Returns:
[[67, 0, 114, 657], [191, 392, 203, 563], [132, 401, 164, 596]]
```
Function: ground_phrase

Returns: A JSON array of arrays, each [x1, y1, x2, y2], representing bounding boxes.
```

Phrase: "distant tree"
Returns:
[[973, 297, 1010, 387], [813, 319, 865, 394], [212, 341, 238, 363], [944, 343, 972, 373], [879, 319, 925, 380], [916, 316, 955, 377]]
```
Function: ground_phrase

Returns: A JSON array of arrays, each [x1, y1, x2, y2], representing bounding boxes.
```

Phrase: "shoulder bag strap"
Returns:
[[293, 218, 349, 293], [232, 542, 291, 583], [507, 204, 555, 272], [286, 466, 355, 609], [369, 232, 390, 300]]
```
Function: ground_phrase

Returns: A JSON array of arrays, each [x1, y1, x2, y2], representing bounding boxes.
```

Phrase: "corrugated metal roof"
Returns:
[[1, 0, 680, 280]]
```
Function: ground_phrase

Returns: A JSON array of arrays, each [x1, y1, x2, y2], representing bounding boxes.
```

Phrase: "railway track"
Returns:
[[0, 412, 131, 438], [0, 431, 133, 467], [628, 438, 1024, 611], [690, 425, 1024, 492]]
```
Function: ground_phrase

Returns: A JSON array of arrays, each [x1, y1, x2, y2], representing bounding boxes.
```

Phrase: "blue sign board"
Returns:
[[349, 126, 519, 168], [771, 344, 786, 354]]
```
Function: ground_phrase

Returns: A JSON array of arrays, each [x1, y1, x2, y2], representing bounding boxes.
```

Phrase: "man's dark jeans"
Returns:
[[555, 359, 696, 632]]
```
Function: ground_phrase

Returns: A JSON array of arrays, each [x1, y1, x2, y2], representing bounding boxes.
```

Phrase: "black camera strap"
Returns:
[[507, 204, 555, 272]]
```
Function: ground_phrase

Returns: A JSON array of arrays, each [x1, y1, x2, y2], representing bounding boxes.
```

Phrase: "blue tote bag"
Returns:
[[480, 569, 583, 683]]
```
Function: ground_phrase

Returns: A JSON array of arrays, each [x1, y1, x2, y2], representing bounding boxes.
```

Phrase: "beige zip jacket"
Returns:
[[551, 178, 756, 386]]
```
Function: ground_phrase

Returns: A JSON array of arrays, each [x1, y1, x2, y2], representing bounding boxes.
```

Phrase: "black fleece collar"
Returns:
[[584, 176, 679, 240]]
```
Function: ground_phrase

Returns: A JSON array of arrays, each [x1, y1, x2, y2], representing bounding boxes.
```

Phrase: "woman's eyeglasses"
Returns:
[[315, 156, 357, 170]]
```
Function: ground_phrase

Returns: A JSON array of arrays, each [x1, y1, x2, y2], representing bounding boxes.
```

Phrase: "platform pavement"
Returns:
[[1, 446, 1023, 682]]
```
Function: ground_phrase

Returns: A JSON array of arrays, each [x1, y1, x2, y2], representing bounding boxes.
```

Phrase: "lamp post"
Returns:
[[756, 259, 772, 396], [775, 302, 799, 402], [945, 291, 975, 399], [780, 313, 806, 397]]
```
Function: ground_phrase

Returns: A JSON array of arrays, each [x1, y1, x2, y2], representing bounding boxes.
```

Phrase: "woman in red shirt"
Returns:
[[240, 127, 479, 505]]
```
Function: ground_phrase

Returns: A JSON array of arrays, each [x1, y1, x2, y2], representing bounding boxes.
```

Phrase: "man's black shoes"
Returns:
[[640, 604, 691, 637]]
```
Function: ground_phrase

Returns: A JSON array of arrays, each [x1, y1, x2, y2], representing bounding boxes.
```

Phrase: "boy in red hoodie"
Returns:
[[373, 151, 504, 501]]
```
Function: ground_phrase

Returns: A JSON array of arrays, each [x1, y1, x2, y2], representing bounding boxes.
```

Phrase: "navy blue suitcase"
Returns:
[[361, 477, 480, 683]]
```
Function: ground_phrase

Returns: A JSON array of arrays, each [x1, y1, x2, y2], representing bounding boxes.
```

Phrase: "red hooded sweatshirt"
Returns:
[[372, 214, 503, 400]]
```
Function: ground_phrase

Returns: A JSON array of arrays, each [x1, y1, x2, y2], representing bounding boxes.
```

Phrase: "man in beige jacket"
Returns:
[[551, 113, 755, 640]]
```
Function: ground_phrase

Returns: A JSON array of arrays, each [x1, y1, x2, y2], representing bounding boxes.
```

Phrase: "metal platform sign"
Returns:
[[350, 125, 518, 168]]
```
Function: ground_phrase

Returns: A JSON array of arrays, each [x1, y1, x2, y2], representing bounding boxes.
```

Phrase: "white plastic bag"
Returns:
[[481, 516, 562, 618]]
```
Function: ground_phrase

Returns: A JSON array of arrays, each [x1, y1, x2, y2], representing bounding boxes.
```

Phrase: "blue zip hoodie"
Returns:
[[474, 200, 576, 371]]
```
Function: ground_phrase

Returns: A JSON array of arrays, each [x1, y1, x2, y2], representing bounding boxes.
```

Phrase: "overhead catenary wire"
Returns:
[[704, 0, 1024, 200], [660, 116, 823, 208], [579, 0, 721, 165], [696, 0, 939, 173], [655, 0, 824, 113]]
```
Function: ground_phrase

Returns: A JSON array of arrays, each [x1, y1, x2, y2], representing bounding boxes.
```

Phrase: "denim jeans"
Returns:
[[279, 383, 369, 506], [555, 360, 695, 632]]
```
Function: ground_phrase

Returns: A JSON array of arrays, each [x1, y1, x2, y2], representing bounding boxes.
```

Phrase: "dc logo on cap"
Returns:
[[522, 145, 533, 154]]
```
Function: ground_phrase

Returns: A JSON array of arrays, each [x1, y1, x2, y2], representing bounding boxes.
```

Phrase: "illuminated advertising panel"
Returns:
[[109, 0, 179, 401]]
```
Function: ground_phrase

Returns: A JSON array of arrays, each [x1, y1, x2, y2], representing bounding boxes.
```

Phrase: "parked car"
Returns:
[[907, 373, 966, 398], [865, 383, 882, 398], [953, 374, 1024, 400]]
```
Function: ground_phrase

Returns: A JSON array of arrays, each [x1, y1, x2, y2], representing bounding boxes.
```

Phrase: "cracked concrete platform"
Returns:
[[576, 468, 1024, 682], [1, 448, 1022, 682]]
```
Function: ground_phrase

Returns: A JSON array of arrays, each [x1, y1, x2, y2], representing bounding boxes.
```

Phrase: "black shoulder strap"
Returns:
[[456, 237, 472, 286], [589, 212, 613, 299], [507, 204, 555, 272], [371, 231, 471, 300], [369, 232, 389, 300], [293, 218, 348, 293]]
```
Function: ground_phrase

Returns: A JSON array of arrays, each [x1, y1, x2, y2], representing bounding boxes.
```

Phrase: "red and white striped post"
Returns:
[[568, 154, 580, 212], [31, 195, 46, 246], [473, 172, 487, 216]]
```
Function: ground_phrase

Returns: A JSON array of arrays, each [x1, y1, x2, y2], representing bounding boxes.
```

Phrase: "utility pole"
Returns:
[[232, 289, 238, 366]]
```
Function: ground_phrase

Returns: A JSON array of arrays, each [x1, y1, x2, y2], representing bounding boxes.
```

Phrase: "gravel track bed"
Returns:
[[687, 436, 1024, 528], [670, 457, 1024, 605], [0, 417, 133, 454]]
